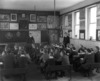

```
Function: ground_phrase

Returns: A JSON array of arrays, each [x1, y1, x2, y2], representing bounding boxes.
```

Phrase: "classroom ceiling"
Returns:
[[0, 0, 85, 11]]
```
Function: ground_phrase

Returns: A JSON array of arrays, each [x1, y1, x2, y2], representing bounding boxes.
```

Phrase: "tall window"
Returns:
[[75, 11, 80, 38], [89, 6, 97, 40]]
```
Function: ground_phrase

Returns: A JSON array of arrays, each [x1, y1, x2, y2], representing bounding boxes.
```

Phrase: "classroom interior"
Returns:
[[0, 0, 100, 81]]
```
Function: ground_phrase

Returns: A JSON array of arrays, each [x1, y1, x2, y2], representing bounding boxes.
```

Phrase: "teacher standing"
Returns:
[[27, 33, 35, 44], [63, 32, 70, 47]]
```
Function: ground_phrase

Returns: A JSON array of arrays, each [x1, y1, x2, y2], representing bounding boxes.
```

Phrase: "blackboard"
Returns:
[[41, 30, 49, 43], [0, 30, 29, 43]]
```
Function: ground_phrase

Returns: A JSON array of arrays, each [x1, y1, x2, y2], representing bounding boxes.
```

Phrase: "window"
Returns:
[[88, 6, 97, 40], [74, 11, 80, 38]]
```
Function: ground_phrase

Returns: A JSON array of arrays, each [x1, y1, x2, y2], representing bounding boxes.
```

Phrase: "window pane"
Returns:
[[89, 24, 96, 40], [75, 12, 80, 25], [90, 7, 97, 23], [75, 25, 79, 38]]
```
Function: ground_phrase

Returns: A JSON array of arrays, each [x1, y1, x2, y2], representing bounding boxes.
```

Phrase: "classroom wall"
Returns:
[[70, 39, 100, 50], [59, 38, 100, 50], [60, 0, 100, 14], [0, 9, 60, 44]]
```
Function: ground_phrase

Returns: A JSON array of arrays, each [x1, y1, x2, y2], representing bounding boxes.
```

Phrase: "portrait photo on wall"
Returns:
[[30, 14, 36, 22], [11, 14, 17, 21]]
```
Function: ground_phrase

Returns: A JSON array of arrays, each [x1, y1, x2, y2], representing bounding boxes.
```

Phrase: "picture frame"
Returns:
[[37, 23, 46, 30], [29, 23, 37, 30], [10, 23, 19, 30], [80, 33, 84, 39], [37, 16, 47, 22], [0, 22, 10, 30], [11, 14, 17, 21], [30, 14, 36, 22], [79, 30, 85, 40], [0, 14, 9, 21]]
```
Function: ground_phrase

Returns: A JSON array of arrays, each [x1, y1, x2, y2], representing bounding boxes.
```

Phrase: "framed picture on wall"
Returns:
[[0, 14, 9, 21], [79, 30, 85, 39], [30, 14, 36, 22], [11, 14, 17, 21], [80, 33, 84, 39], [10, 23, 19, 30], [37, 16, 47, 22], [0, 22, 10, 30], [37, 23, 46, 30], [29, 23, 37, 30]]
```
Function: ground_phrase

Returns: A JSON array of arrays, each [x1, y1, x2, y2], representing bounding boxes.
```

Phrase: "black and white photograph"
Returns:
[[11, 13, 17, 21], [30, 14, 36, 22], [0, 0, 100, 81]]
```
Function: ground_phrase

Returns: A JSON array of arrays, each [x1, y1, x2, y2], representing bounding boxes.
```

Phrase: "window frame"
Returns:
[[87, 5, 97, 40]]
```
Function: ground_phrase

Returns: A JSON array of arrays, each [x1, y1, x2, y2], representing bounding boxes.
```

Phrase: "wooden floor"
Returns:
[[0, 62, 100, 81]]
